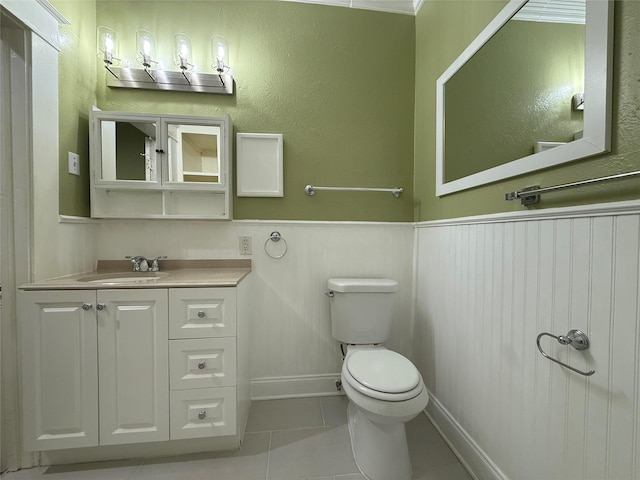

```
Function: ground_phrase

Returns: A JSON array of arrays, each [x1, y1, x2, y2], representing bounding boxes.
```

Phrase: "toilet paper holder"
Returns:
[[536, 329, 595, 376]]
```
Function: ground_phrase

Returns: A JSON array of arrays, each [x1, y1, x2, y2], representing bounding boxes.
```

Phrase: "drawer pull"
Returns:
[[198, 410, 207, 420], [197, 361, 206, 370], [82, 303, 93, 311], [197, 311, 206, 318]]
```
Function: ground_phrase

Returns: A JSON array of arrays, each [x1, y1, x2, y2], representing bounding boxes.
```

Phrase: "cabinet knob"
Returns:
[[198, 410, 206, 420], [197, 361, 206, 370], [96, 303, 106, 311], [82, 303, 93, 311], [197, 311, 206, 318]]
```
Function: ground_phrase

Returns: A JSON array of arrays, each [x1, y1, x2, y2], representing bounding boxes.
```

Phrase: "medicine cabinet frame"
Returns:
[[90, 109, 232, 219]]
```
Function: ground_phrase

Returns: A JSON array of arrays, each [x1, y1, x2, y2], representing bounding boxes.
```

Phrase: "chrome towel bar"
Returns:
[[505, 170, 640, 205], [304, 185, 403, 198], [536, 329, 595, 376]]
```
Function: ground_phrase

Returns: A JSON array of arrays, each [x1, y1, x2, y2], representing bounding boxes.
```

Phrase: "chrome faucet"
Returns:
[[126, 256, 149, 272], [126, 255, 167, 272]]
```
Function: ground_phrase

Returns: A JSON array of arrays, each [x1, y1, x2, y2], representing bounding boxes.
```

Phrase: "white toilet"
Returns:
[[327, 278, 429, 480]]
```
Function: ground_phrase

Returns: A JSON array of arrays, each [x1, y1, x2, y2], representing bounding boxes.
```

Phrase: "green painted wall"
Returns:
[[54, 0, 96, 218], [445, 20, 584, 182], [86, 1, 416, 221], [415, 0, 640, 221]]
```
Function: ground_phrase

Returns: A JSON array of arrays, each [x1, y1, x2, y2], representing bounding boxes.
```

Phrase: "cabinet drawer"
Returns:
[[169, 338, 237, 390], [170, 387, 236, 440], [169, 288, 236, 339]]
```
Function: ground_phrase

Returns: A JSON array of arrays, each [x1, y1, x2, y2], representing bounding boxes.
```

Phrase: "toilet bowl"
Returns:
[[327, 278, 429, 480], [341, 345, 429, 480]]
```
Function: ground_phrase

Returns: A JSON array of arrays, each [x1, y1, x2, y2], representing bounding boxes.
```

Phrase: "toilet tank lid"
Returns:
[[327, 278, 398, 293]]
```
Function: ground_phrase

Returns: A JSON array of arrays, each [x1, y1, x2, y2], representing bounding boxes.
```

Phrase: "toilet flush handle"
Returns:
[[325, 291, 334, 298]]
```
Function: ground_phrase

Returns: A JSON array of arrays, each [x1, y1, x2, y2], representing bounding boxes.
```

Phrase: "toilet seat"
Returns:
[[343, 350, 423, 402]]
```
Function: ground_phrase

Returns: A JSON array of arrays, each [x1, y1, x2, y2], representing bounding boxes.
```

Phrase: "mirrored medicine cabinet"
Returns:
[[90, 110, 231, 219]]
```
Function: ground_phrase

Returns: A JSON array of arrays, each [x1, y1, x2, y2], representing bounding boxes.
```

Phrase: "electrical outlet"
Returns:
[[68, 152, 80, 176], [239, 236, 252, 255]]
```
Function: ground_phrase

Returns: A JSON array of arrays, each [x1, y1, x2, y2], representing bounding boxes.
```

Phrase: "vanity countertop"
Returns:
[[20, 259, 251, 290]]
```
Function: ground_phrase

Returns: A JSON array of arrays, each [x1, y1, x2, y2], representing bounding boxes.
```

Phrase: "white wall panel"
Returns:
[[96, 221, 415, 390], [415, 212, 640, 480]]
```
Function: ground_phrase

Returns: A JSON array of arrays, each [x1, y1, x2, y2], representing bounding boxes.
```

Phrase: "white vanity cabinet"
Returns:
[[19, 282, 249, 452], [20, 289, 168, 451]]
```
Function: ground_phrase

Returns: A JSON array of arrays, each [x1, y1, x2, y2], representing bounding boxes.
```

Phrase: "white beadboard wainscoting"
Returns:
[[96, 220, 415, 398], [414, 204, 640, 480]]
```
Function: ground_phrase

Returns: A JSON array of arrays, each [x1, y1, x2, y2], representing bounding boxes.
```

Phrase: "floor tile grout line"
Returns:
[[265, 430, 273, 480], [247, 424, 330, 434], [319, 397, 327, 427]]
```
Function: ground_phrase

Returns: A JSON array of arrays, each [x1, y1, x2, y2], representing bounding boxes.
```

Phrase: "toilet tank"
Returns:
[[327, 278, 398, 344]]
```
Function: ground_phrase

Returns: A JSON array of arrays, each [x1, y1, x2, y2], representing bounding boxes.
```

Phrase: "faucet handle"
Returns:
[[150, 256, 167, 272]]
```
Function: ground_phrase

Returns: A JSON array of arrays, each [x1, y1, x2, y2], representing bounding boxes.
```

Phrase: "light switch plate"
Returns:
[[68, 152, 80, 176]]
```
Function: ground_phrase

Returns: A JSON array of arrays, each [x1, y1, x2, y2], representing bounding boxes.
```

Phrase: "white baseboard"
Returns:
[[251, 374, 343, 400], [425, 393, 508, 480]]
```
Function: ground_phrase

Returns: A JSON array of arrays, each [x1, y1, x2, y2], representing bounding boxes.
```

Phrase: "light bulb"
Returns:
[[97, 26, 118, 65], [174, 34, 193, 71], [136, 30, 156, 69], [210, 35, 230, 74]]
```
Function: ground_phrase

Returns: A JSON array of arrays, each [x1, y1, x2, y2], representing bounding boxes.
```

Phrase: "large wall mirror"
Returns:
[[436, 0, 613, 196]]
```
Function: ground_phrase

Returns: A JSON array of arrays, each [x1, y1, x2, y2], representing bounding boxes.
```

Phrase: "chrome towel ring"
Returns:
[[536, 329, 595, 376], [264, 231, 288, 259]]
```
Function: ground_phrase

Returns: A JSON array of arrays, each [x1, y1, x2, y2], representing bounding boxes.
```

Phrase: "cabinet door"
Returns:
[[97, 289, 169, 445], [19, 290, 98, 450], [169, 287, 236, 339]]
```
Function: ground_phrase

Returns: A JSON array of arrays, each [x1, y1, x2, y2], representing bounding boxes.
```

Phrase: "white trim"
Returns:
[[435, 0, 613, 196], [279, 0, 416, 16], [251, 374, 343, 400], [0, 0, 65, 50], [58, 215, 99, 225], [416, 198, 640, 228], [97, 218, 414, 228], [413, 0, 426, 15], [35, 0, 69, 26], [425, 394, 509, 480]]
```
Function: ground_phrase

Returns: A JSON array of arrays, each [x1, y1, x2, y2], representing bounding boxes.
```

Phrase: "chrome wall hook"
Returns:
[[536, 329, 595, 376]]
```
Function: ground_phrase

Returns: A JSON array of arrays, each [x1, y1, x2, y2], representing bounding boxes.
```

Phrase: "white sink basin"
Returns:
[[79, 272, 169, 284]]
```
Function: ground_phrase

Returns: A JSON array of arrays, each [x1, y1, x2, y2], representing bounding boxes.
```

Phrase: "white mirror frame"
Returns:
[[435, 0, 613, 196]]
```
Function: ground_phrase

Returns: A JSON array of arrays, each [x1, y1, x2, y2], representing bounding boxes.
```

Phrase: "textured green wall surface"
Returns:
[[88, 1, 415, 221], [414, 0, 640, 221], [54, 0, 97, 218], [445, 20, 584, 182]]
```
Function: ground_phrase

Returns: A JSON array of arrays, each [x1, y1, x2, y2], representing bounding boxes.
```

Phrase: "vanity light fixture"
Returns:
[[100, 28, 233, 95], [136, 29, 157, 80], [97, 26, 120, 78]]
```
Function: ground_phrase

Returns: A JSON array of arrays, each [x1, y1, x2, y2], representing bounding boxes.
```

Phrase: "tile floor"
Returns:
[[1, 396, 472, 480]]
